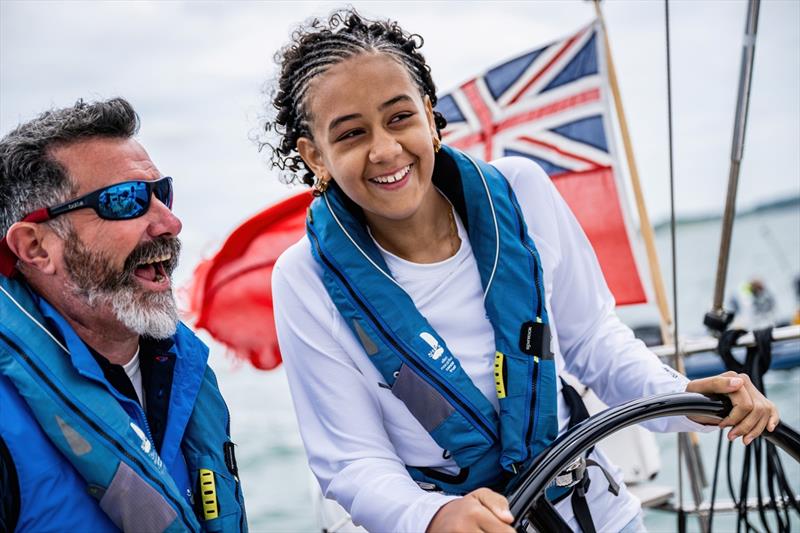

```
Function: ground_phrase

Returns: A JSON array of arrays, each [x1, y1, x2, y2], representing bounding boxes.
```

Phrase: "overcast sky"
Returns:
[[1, 0, 798, 288]]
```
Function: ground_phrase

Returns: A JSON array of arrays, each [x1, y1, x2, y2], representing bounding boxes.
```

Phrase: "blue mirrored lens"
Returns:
[[98, 182, 148, 219], [154, 177, 173, 208]]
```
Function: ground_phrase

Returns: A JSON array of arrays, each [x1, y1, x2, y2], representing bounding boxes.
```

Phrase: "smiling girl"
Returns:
[[267, 9, 778, 533]]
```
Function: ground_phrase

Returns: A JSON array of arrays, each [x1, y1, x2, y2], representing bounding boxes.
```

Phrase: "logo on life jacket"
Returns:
[[130, 422, 152, 453], [130, 422, 163, 470], [419, 332, 444, 360]]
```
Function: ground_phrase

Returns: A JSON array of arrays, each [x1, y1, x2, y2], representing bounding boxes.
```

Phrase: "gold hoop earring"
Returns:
[[433, 136, 442, 153], [312, 175, 329, 196]]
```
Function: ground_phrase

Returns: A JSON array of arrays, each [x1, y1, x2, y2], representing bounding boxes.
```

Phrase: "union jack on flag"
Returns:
[[436, 21, 647, 305]]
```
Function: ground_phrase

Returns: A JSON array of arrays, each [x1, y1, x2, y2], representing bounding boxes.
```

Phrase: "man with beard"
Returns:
[[0, 98, 247, 532]]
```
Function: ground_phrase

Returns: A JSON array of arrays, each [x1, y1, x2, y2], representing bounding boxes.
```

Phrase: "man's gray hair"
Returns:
[[0, 97, 140, 237]]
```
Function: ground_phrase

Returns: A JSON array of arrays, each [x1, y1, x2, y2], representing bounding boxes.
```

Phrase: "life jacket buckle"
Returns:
[[415, 481, 439, 491], [554, 455, 586, 488]]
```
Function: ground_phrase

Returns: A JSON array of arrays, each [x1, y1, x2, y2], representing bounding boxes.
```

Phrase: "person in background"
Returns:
[[0, 98, 247, 532], [267, 9, 779, 533], [729, 278, 777, 330]]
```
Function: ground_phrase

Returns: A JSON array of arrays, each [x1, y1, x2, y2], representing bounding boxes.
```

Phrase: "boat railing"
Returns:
[[651, 324, 800, 359]]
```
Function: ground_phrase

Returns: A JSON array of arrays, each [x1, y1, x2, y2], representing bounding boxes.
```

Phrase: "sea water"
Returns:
[[208, 204, 800, 531]]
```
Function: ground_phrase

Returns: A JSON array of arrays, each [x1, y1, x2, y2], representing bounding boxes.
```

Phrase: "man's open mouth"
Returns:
[[133, 253, 172, 283]]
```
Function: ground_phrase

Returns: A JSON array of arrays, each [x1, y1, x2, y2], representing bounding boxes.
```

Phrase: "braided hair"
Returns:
[[266, 8, 447, 187]]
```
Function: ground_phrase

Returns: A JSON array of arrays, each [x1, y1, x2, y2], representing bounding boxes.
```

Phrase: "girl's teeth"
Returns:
[[372, 165, 410, 184]]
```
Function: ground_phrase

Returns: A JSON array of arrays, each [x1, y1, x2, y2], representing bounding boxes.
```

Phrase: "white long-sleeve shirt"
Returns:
[[273, 157, 706, 532]]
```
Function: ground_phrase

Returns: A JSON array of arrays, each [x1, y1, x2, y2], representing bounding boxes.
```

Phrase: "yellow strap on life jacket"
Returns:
[[199, 468, 219, 520], [494, 351, 507, 399]]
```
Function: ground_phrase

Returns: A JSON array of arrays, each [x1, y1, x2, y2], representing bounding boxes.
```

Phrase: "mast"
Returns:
[[704, 0, 761, 333]]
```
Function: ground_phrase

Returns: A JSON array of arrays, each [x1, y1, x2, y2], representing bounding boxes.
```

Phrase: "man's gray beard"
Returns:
[[82, 285, 180, 339], [62, 228, 181, 339]]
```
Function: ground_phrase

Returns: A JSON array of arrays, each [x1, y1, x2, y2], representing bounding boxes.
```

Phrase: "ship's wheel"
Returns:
[[505, 392, 800, 532]]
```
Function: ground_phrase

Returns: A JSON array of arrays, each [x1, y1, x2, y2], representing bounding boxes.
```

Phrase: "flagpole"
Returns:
[[592, 1, 674, 346]]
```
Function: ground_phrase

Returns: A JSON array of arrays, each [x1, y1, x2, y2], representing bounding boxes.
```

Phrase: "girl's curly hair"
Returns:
[[265, 8, 447, 187]]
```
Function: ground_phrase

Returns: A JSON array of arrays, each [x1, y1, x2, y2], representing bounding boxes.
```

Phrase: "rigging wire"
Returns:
[[663, 1, 686, 528], [708, 429, 725, 531]]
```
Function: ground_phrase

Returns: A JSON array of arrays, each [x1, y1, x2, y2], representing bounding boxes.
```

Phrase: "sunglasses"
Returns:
[[32, 176, 173, 222], [0, 177, 173, 277]]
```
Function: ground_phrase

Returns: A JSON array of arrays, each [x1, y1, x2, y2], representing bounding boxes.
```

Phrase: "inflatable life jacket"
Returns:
[[306, 145, 558, 493], [0, 276, 247, 532]]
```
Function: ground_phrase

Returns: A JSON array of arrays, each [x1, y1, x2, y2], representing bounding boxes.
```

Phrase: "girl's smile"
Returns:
[[368, 163, 413, 189]]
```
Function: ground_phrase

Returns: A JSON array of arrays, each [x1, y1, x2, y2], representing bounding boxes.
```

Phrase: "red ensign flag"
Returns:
[[188, 190, 312, 370], [437, 21, 646, 305]]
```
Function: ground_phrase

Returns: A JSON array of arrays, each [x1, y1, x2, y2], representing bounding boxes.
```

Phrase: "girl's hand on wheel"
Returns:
[[686, 370, 779, 444]]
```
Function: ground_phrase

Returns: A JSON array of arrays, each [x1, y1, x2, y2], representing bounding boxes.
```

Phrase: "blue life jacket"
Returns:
[[0, 275, 247, 532], [306, 145, 559, 494]]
